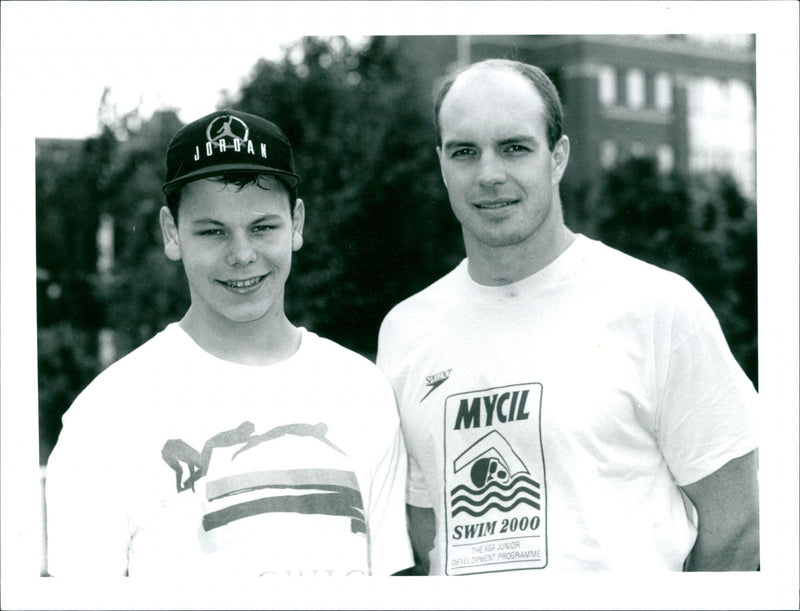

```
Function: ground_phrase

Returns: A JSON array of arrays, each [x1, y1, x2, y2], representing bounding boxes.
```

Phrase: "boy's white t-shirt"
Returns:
[[46, 325, 413, 577], [377, 234, 758, 574]]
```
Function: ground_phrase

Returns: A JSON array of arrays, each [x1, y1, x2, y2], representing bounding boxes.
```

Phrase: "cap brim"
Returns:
[[162, 163, 300, 195]]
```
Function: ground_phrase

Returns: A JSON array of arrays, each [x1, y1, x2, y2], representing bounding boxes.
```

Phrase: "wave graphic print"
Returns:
[[451, 473, 541, 518]]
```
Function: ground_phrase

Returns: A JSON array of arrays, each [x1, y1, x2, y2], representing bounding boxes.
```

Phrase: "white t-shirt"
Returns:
[[377, 235, 758, 574], [46, 325, 413, 577]]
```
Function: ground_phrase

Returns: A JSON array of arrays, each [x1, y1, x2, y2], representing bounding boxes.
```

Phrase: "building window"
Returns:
[[687, 76, 756, 198], [600, 140, 618, 168], [655, 73, 673, 111], [626, 69, 646, 109], [598, 66, 617, 107], [657, 145, 675, 173], [686, 34, 753, 50]]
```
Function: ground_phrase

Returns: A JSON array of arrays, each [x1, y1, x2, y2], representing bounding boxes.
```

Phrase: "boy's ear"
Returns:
[[159, 206, 182, 261], [291, 198, 305, 252]]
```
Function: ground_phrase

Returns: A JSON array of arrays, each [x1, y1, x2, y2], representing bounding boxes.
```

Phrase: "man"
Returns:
[[377, 59, 759, 574], [46, 109, 413, 577]]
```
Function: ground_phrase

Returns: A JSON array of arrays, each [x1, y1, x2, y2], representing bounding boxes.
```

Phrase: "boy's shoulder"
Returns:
[[301, 329, 382, 373], [64, 325, 179, 419], [95, 324, 179, 379], [299, 330, 397, 410]]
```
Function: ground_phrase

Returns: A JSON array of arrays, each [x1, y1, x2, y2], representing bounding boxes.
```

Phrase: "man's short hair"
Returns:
[[433, 59, 564, 151], [166, 173, 297, 224]]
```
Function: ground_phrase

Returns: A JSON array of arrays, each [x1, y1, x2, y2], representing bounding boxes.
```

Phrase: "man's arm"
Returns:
[[405, 504, 435, 576], [680, 450, 759, 571]]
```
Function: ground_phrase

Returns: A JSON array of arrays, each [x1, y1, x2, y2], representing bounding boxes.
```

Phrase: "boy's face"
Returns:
[[160, 177, 304, 328]]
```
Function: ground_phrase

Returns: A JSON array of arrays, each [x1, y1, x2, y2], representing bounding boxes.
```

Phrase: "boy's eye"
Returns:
[[197, 228, 224, 237], [253, 224, 278, 233]]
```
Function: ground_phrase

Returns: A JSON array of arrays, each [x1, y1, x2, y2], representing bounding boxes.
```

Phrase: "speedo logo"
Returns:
[[420, 369, 452, 402]]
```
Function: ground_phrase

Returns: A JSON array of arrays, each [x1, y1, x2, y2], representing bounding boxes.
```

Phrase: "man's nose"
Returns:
[[226, 233, 257, 266], [477, 151, 506, 188]]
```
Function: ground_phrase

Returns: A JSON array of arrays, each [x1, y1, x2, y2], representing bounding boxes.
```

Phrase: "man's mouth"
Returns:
[[473, 199, 517, 210], [219, 275, 267, 289]]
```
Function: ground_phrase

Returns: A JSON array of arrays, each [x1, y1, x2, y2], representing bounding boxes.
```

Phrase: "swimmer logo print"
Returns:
[[443, 383, 547, 575]]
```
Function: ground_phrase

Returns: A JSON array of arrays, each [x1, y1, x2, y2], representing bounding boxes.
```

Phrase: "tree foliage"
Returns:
[[36, 100, 188, 461]]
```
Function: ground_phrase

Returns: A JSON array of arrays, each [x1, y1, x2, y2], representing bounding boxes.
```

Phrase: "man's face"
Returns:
[[160, 177, 304, 328], [437, 68, 569, 253]]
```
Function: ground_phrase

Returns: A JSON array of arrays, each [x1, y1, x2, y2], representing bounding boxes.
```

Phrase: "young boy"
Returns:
[[45, 109, 413, 577]]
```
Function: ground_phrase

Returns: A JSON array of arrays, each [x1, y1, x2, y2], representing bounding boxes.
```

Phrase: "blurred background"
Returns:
[[36, 33, 758, 466]]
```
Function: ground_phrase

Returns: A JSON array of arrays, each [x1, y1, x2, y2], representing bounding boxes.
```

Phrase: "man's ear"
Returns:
[[291, 198, 305, 252], [551, 135, 570, 185], [436, 146, 448, 188], [159, 206, 182, 261]]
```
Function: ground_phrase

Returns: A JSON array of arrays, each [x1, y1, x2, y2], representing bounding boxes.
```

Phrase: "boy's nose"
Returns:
[[226, 234, 257, 266]]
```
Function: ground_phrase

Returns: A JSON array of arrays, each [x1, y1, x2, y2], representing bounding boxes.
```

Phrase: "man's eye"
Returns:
[[451, 148, 476, 158], [253, 224, 278, 233], [505, 144, 531, 154]]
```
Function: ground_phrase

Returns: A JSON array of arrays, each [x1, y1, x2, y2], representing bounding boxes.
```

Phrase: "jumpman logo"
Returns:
[[206, 114, 249, 149]]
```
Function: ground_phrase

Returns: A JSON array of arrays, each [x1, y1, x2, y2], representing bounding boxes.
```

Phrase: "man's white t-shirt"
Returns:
[[377, 235, 757, 574], [46, 325, 413, 577]]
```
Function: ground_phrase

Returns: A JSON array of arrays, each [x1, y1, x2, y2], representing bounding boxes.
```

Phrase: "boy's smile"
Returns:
[[218, 274, 269, 292]]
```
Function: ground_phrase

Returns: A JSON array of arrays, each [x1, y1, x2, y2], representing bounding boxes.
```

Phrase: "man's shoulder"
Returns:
[[382, 261, 466, 329], [580, 236, 699, 295], [576, 237, 716, 331]]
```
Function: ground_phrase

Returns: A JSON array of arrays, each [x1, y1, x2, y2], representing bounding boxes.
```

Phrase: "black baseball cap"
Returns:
[[162, 109, 300, 195]]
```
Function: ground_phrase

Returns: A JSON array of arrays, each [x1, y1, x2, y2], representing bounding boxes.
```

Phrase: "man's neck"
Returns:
[[466, 223, 576, 286], [179, 308, 301, 366]]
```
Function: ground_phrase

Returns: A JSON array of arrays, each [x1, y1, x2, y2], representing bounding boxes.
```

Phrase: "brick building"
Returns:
[[391, 34, 756, 204]]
